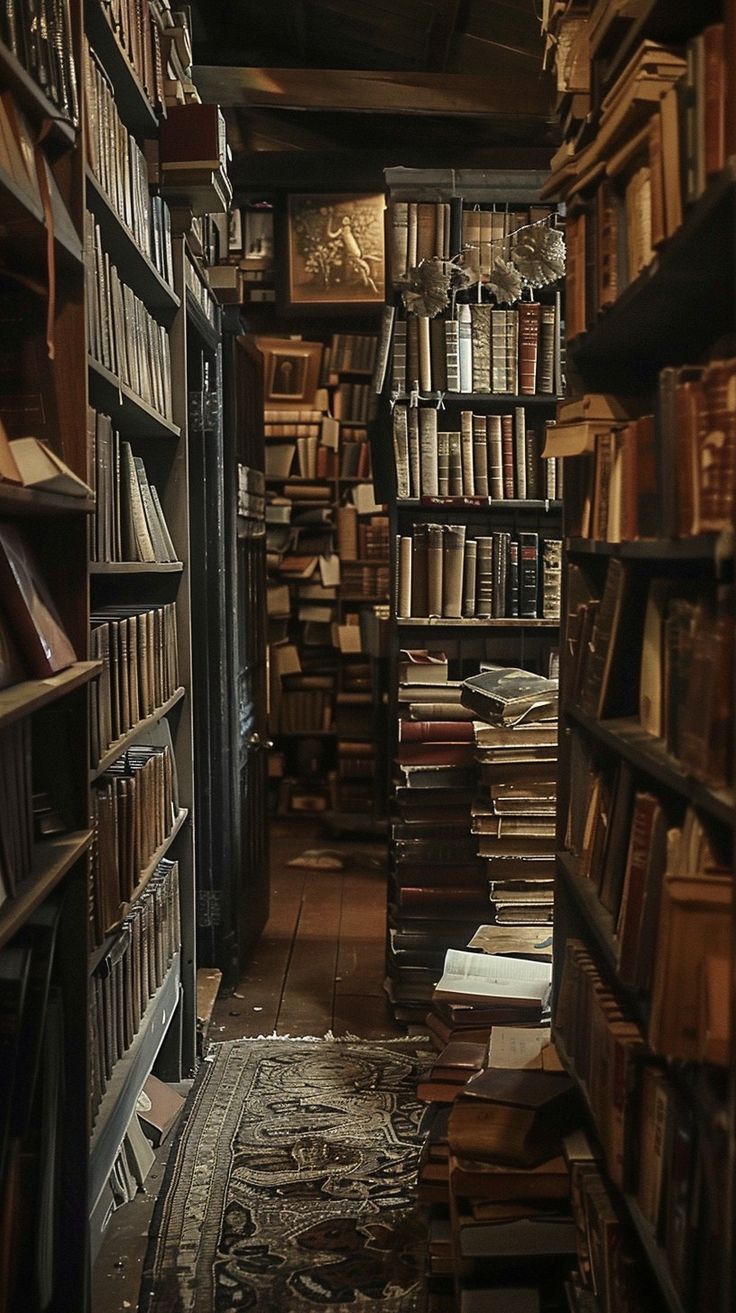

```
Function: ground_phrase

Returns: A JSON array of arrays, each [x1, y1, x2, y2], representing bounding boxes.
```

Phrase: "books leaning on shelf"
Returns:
[[90, 602, 180, 763], [84, 44, 174, 287], [90, 857, 181, 1122], [393, 404, 562, 502], [86, 214, 173, 420], [395, 525, 561, 621], [91, 739, 178, 935], [90, 412, 178, 563], [0, 523, 77, 677], [390, 302, 560, 397]]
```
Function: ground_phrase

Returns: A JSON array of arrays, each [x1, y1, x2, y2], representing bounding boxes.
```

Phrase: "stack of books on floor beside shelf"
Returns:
[[386, 651, 487, 1023], [264, 334, 389, 819]]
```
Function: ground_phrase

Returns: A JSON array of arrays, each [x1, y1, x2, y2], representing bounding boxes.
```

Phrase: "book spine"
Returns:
[[518, 301, 540, 395], [462, 539, 477, 617], [390, 201, 409, 284], [487, 414, 503, 500], [491, 309, 506, 393], [475, 536, 493, 617], [448, 432, 463, 496], [460, 409, 475, 496], [408, 407, 421, 498], [445, 321, 460, 392], [457, 304, 472, 393], [392, 405, 410, 499], [391, 319, 407, 394], [470, 303, 491, 393], [472, 413, 489, 497], [519, 531, 538, 618], [514, 406, 527, 500], [442, 524, 466, 618], [507, 539, 519, 616], [426, 523, 444, 617], [418, 316, 432, 392], [397, 535, 412, 617], [419, 407, 439, 497], [437, 431, 450, 497]]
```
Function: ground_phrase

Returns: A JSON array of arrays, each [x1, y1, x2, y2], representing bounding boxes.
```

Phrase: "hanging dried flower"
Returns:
[[487, 256, 523, 305], [510, 224, 566, 286], [401, 257, 471, 317]]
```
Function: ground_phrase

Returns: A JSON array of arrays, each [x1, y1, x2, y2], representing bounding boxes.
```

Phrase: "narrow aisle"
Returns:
[[214, 818, 403, 1040]]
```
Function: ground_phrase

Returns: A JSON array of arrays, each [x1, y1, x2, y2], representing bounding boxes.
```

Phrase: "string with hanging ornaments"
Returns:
[[398, 212, 566, 319]]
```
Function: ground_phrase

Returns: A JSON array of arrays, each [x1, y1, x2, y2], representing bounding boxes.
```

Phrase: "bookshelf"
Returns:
[[380, 166, 563, 1022], [263, 328, 390, 824], [0, 0, 95, 1306], [544, 4, 736, 1311]]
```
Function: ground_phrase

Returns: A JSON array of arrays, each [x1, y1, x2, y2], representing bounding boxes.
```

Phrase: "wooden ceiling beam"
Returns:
[[193, 65, 554, 117]]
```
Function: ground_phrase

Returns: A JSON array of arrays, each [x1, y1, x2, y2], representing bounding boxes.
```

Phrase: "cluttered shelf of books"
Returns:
[[264, 330, 390, 820], [536, 6, 736, 1313], [0, 0, 232, 1303]]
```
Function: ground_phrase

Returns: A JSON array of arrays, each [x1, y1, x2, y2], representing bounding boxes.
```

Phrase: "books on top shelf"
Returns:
[[396, 525, 561, 621], [389, 200, 557, 284], [86, 213, 173, 420], [0, 0, 79, 127], [392, 403, 562, 502], [390, 300, 561, 397]]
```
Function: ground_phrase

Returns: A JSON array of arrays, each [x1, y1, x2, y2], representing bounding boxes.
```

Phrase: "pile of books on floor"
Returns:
[[386, 650, 484, 1021], [417, 946, 585, 1311], [463, 666, 558, 934]]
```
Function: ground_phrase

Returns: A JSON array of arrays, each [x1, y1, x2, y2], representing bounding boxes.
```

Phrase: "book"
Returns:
[[0, 525, 76, 677]]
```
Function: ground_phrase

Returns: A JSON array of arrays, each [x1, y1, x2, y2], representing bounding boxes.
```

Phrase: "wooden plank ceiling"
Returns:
[[188, 0, 557, 184]]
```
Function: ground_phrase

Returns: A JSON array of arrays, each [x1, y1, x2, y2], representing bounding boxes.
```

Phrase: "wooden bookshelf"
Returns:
[[88, 357, 182, 439], [544, 6, 736, 1311], [0, 36, 77, 150], [0, 662, 101, 730], [91, 687, 187, 779], [85, 169, 181, 316], [0, 830, 94, 951]]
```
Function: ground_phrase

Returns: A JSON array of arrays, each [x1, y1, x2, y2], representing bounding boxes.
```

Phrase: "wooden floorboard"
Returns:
[[276, 867, 344, 1035]]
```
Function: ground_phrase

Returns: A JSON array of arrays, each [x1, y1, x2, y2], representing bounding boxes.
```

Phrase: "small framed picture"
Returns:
[[228, 207, 243, 255], [284, 192, 385, 310], [256, 337, 323, 405]]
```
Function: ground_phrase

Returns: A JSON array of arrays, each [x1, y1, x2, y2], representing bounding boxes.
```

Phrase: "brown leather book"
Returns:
[[406, 315, 420, 392], [648, 113, 666, 249], [517, 302, 540, 396], [0, 525, 76, 677], [449, 1152, 569, 1202], [704, 24, 726, 178], [411, 522, 429, 618], [416, 202, 438, 263], [501, 414, 514, 498], [399, 721, 475, 742], [699, 358, 736, 529]]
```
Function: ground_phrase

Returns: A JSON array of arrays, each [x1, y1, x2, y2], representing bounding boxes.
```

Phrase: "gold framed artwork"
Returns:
[[285, 193, 386, 309], [256, 337, 323, 405]]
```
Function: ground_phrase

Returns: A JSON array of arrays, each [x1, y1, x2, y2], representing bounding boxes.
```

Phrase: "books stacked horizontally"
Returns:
[[393, 404, 562, 503], [386, 652, 484, 1020], [391, 302, 561, 397], [462, 667, 558, 933], [264, 409, 336, 481], [396, 526, 561, 621]]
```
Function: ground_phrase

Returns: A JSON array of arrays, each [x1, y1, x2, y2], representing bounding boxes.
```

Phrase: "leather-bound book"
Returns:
[[407, 202, 418, 268], [475, 537, 493, 618], [406, 315, 420, 393], [579, 559, 630, 718], [519, 532, 539, 619], [408, 406, 421, 497], [430, 318, 448, 392], [487, 415, 503, 500], [507, 539, 519, 617], [397, 536, 412, 618], [458, 304, 473, 393], [472, 414, 489, 497], [419, 407, 439, 497], [518, 302, 541, 395], [704, 24, 725, 179], [411, 523, 429, 618], [501, 414, 514, 498], [416, 202, 438, 262], [391, 318, 407, 394], [460, 410, 475, 496], [470, 304, 492, 393], [699, 358, 736, 530], [505, 310, 519, 394], [437, 432, 450, 497], [390, 201, 409, 284], [448, 432, 463, 496], [442, 525, 466, 618], [427, 523, 444, 617], [492, 532, 510, 619], [0, 525, 76, 677], [525, 427, 541, 500], [418, 316, 432, 392], [542, 540, 562, 620], [392, 406, 410, 499], [537, 304, 556, 393], [514, 407, 527, 500], [491, 309, 507, 393], [462, 540, 477, 618], [445, 320, 460, 392]]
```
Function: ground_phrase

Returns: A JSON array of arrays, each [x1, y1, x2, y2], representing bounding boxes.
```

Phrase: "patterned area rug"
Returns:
[[139, 1037, 432, 1313]]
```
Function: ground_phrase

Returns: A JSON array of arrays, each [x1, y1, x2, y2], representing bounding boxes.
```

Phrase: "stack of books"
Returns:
[[461, 667, 558, 930], [387, 652, 483, 1019]]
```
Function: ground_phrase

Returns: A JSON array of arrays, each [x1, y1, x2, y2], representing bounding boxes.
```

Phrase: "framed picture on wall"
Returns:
[[284, 193, 385, 310], [256, 337, 324, 405]]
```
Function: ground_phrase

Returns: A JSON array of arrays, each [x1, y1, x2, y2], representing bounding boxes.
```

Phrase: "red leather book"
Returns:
[[399, 721, 475, 742]]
